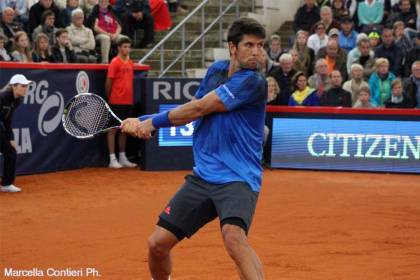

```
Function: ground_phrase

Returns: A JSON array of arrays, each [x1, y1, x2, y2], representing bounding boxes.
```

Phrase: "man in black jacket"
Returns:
[[293, 0, 320, 33], [375, 28, 403, 76], [51, 29, 77, 63], [0, 74, 33, 193], [404, 61, 420, 108], [28, 0, 61, 34], [320, 70, 352, 107], [268, 53, 297, 105]]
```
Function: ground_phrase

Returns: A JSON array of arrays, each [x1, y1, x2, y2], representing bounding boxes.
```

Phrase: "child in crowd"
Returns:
[[353, 86, 375, 108], [32, 33, 53, 62], [11, 31, 32, 62], [0, 35, 12, 61], [384, 79, 412, 108]]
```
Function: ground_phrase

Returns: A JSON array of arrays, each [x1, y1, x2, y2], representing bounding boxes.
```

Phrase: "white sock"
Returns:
[[119, 152, 127, 160], [109, 153, 117, 161]]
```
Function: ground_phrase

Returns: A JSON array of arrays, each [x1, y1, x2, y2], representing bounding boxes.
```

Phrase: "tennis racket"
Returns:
[[62, 93, 122, 139]]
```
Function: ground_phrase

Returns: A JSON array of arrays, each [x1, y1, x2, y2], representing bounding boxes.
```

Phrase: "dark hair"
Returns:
[[227, 17, 266, 46], [291, 71, 306, 91], [41, 10, 55, 24], [55, 28, 68, 38], [117, 36, 132, 47]]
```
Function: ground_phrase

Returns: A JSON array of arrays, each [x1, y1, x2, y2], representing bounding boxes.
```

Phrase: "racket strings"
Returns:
[[64, 95, 111, 137]]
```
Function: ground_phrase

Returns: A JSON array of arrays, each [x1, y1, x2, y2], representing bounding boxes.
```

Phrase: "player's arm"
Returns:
[[105, 77, 112, 100]]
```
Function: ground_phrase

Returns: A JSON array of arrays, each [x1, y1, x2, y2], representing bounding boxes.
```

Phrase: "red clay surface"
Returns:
[[1, 168, 420, 279]]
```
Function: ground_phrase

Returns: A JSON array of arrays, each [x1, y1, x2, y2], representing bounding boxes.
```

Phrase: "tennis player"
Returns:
[[122, 18, 267, 280], [0, 74, 33, 193]]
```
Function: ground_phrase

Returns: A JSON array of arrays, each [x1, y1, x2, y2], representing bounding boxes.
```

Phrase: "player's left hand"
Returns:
[[121, 118, 155, 139]]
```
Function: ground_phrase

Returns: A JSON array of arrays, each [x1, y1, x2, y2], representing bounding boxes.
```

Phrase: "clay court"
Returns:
[[1, 168, 420, 279]]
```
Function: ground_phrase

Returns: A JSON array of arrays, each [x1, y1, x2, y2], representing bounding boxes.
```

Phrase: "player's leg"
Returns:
[[221, 223, 264, 280], [148, 225, 179, 280]]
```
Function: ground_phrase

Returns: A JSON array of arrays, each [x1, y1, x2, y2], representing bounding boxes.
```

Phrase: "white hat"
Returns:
[[9, 74, 33, 85]]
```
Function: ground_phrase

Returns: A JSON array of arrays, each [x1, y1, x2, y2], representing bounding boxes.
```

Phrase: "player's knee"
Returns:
[[148, 235, 171, 258], [222, 227, 247, 258]]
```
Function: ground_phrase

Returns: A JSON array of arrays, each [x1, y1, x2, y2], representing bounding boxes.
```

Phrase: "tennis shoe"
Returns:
[[1, 184, 22, 193], [119, 158, 137, 168], [109, 158, 123, 169]]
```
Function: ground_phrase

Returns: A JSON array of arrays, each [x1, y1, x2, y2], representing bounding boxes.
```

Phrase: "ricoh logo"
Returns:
[[307, 133, 420, 160], [153, 81, 200, 100]]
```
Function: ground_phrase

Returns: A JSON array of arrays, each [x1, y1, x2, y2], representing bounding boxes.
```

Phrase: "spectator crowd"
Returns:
[[0, 0, 183, 64], [264, 0, 419, 109]]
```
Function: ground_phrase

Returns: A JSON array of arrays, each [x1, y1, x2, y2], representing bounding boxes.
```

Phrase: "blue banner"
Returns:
[[271, 118, 420, 173], [0, 67, 147, 175]]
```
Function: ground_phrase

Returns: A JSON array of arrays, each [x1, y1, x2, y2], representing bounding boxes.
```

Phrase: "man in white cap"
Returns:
[[0, 74, 33, 192]]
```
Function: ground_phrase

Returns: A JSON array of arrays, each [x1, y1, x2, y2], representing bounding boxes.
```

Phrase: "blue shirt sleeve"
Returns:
[[214, 70, 266, 111]]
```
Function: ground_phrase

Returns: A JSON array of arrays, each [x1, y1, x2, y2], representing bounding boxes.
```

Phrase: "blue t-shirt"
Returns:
[[192, 60, 267, 192]]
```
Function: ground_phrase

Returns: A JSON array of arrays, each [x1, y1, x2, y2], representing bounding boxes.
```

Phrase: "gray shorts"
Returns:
[[157, 174, 259, 240]]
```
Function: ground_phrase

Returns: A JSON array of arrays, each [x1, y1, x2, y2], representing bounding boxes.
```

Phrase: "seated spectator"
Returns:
[[267, 53, 297, 105], [393, 21, 413, 62], [79, 0, 96, 15], [320, 70, 352, 107], [307, 21, 329, 55], [32, 10, 58, 45], [60, 0, 80, 27], [267, 34, 284, 62], [404, 60, 420, 108], [11, 31, 32, 62], [149, 0, 172, 31], [331, 0, 350, 21], [319, 6, 341, 33], [338, 16, 358, 51], [266, 76, 280, 105], [51, 28, 77, 62], [343, 63, 370, 105], [404, 33, 420, 77], [368, 30, 381, 48], [0, 7, 24, 51], [386, 0, 417, 30], [384, 78, 412, 108], [258, 49, 276, 76], [293, 0, 320, 33], [0, 0, 28, 31], [308, 58, 332, 95], [357, 0, 384, 33], [292, 30, 315, 76], [32, 32, 53, 62], [119, 0, 155, 48], [375, 28, 403, 76], [347, 36, 376, 79], [289, 49, 299, 69], [28, 0, 61, 34], [66, 8, 97, 63], [87, 0, 125, 63], [0, 34, 12, 61], [289, 71, 320, 106], [353, 86, 376, 108], [369, 58, 396, 107], [317, 39, 348, 80]]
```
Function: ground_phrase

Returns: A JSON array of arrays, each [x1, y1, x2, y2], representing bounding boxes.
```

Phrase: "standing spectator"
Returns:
[[28, 0, 61, 34], [0, 34, 12, 61], [347, 36, 376, 79], [384, 78, 412, 108], [267, 53, 297, 105], [404, 60, 420, 108], [266, 34, 284, 62], [338, 16, 358, 51], [369, 58, 396, 107], [0, 74, 33, 192], [51, 28, 77, 62], [307, 21, 329, 55], [404, 33, 420, 77], [308, 58, 332, 95], [105, 37, 137, 168], [393, 21, 413, 62], [357, 0, 384, 33], [289, 71, 320, 106], [119, 0, 155, 48], [66, 8, 97, 63], [317, 39, 348, 80], [293, 0, 320, 33], [11, 31, 32, 62], [0, 7, 24, 51], [343, 63, 370, 105], [353, 86, 376, 108], [87, 0, 125, 63], [292, 30, 315, 76], [320, 70, 352, 107], [0, 0, 28, 30], [375, 28, 403, 76], [59, 0, 80, 28], [32, 32, 53, 62], [319, 6, 341, 33], [32, 10, 58, 45]]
